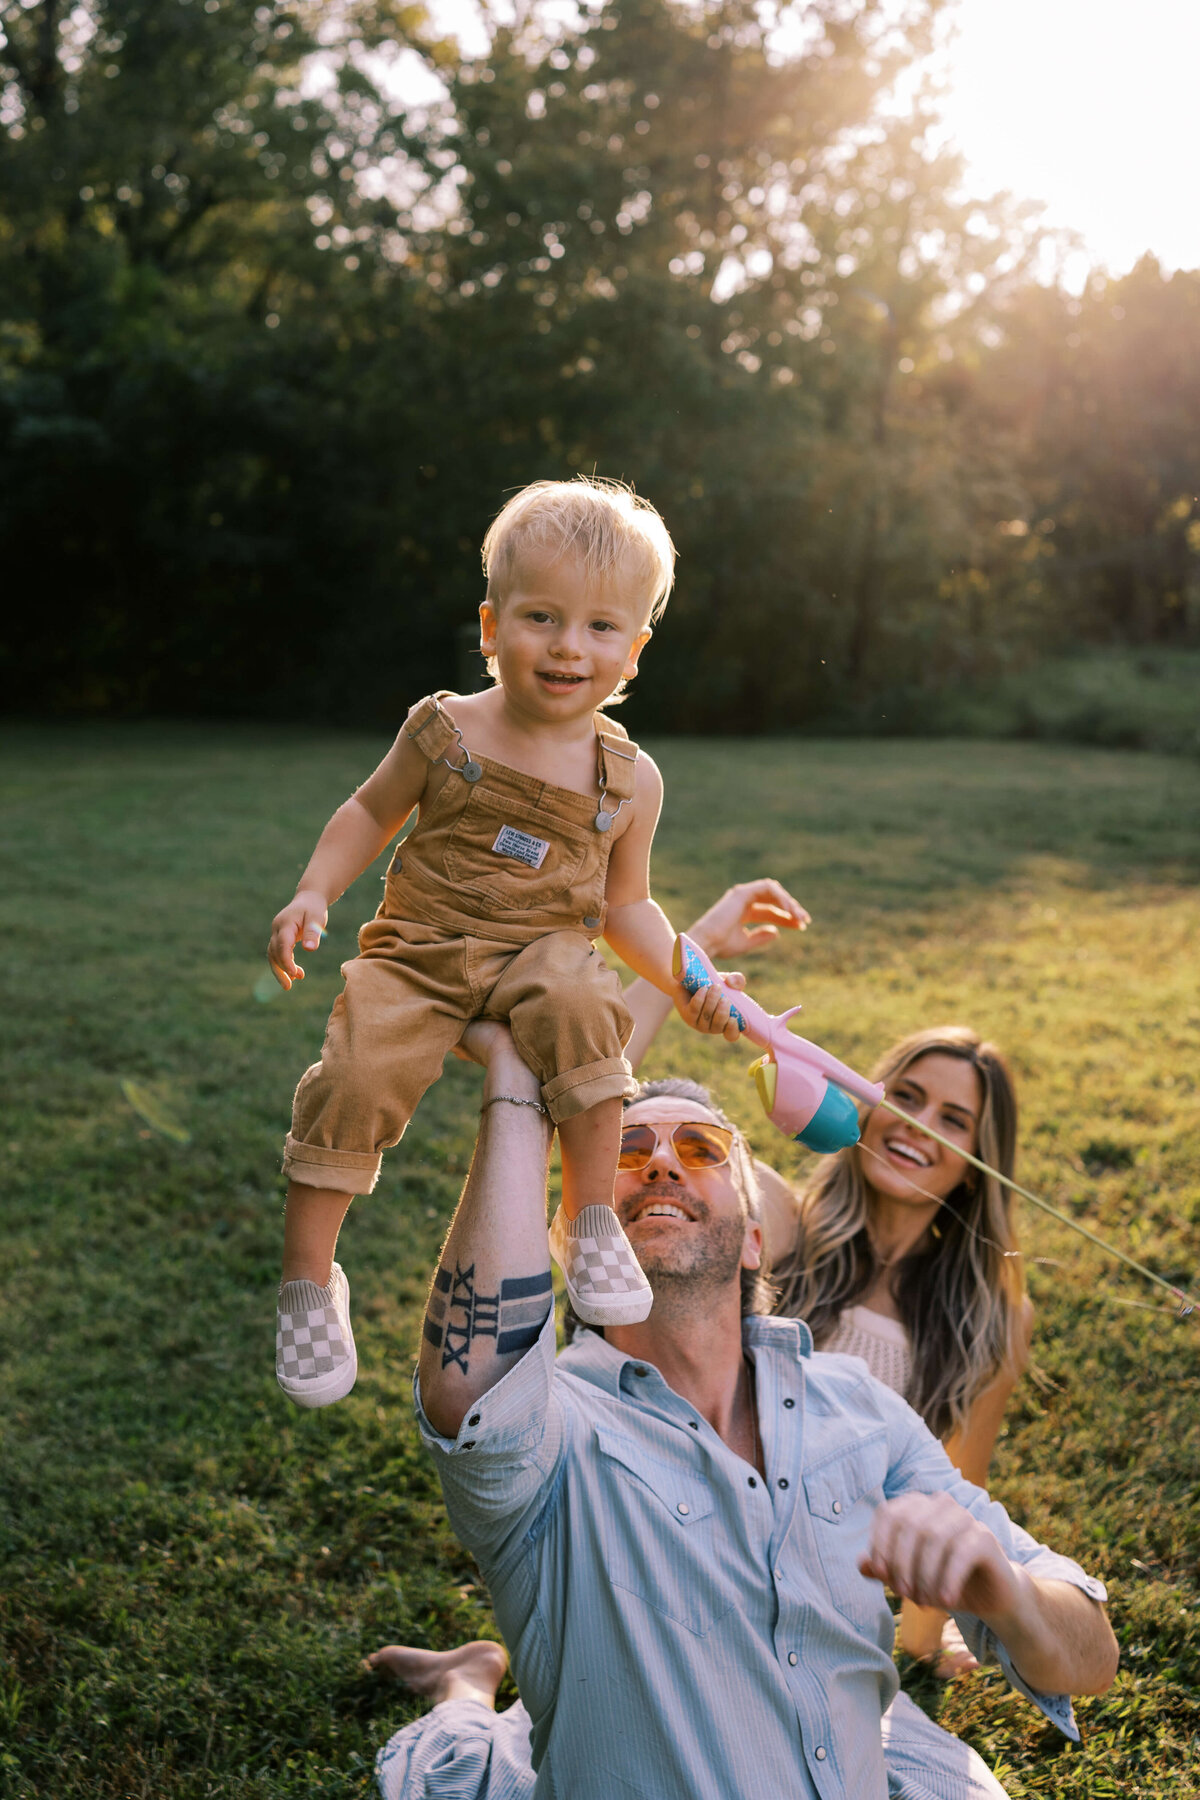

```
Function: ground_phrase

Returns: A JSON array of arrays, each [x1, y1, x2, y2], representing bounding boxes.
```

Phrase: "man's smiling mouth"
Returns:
[[625, 1195, 698, 1224]]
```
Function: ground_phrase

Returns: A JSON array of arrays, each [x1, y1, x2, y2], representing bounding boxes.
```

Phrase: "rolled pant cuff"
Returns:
[[283, 1135, 382, 1196], [541, 1055, 639, 1125]]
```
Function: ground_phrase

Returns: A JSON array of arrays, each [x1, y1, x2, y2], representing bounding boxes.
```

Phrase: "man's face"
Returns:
[[614, 1097, 763, 1296]]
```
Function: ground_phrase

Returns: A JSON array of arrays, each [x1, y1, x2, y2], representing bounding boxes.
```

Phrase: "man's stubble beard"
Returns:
[[629, 1204, 748, 1321]]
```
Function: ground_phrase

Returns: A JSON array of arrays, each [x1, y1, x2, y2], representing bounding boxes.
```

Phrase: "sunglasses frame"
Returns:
[[617, 1119, 736, 1173]]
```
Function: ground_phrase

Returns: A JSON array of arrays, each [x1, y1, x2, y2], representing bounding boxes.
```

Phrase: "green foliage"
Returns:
[[1, 724, 1198, 1794], [2, 0, 1199, 731], [912, 647, 1200, 758]]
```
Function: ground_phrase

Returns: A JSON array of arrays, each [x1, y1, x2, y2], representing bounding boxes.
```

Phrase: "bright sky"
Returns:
[[413, 0, 1200, 281], [937, 0, 1200, 281]]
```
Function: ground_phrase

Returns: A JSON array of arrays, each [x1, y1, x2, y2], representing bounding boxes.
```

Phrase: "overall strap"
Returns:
[[594, 721, 639, 833], [404, 693, 480, 780], [596, 720, 640, 805]]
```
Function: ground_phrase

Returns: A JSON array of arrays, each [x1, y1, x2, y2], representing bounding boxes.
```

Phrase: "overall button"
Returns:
[[676, 1502, 690, 1516], [787, 1651, 797, 1666], [814, 1747, 827, 1762], [832, 1500, 842, 1515], [583, 914, 601, 929]]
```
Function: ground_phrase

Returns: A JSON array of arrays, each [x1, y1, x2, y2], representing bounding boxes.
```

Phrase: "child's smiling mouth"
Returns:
[[537, 670, 588, 687]]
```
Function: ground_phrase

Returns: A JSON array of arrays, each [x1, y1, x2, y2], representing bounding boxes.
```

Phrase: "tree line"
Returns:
[[2, 0, 1198, 732]]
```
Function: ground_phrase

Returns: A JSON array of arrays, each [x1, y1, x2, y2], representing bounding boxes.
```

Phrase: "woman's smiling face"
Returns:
[[858, 1052, 983, 1209]]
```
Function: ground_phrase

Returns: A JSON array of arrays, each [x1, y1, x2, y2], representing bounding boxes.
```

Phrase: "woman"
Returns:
[[622, 880, 1033, 1675], [369, 881, 1035, 1780]]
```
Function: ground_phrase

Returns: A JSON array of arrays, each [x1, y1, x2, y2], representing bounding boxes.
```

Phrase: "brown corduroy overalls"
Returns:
[[283, 694, 641, 1196]]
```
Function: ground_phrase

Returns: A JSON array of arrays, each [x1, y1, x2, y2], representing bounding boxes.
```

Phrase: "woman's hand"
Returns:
[[688, 880, 810, 960]]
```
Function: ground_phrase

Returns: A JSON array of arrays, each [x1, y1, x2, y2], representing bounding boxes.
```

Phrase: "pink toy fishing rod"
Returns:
[[673, 933, 1195, 1318]]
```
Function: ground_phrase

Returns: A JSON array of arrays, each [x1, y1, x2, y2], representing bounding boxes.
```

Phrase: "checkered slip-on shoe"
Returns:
[[276, 1263, 358, 1407], [548, 1204, 653, 1326]]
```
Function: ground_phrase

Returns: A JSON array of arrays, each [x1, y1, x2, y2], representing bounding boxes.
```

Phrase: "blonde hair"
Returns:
[[482, 477, 675, 625], [772, 1026, 1025, 1440]]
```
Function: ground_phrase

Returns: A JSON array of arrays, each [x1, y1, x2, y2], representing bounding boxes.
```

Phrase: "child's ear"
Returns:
[[623, 627, 652, 681], [479, 600, 498, 655]]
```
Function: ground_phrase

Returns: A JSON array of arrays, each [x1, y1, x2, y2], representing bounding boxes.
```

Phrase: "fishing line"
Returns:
[[876, 1097, 1196, 1320]]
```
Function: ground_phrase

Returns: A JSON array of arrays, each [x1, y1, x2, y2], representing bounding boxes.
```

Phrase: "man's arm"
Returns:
[[862, 1490, 1119, 1696], [417, 1023, 556, 1440]]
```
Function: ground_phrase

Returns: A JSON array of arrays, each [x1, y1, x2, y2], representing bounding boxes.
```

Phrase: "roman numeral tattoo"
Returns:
[[424, 1264, 552, 1373]]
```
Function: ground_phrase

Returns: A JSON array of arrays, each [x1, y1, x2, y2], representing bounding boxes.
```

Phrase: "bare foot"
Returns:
[[933, 1619, 980, 1681], [363, 1640, 509, 1709]]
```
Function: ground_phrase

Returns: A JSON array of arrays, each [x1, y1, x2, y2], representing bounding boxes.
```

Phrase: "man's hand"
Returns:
[[688, 879, 810, 959], [860, 1491, 1023, 1621], [268, 888, 330, 989], [862, 1490, 1118, 1697]]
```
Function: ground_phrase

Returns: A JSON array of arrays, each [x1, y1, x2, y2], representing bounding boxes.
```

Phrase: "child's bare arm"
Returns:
[[267, 727, 429, 989], [602, 758, 740, 1041]]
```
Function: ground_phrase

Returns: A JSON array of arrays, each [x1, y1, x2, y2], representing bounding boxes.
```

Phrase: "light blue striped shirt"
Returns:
[[415, 1313, 1106, 1800]]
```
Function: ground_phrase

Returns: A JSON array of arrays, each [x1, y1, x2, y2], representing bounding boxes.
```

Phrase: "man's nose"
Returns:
[[642, 1158, 684, 1184]]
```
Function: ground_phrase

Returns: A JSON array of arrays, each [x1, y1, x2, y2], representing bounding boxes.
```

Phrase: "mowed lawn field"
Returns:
[[3, 723, 1199, 1799]]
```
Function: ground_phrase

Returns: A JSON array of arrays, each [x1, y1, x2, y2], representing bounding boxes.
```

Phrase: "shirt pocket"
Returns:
[[443, 786, 593, 913], [803, 1430, 891, 1635], [593, 1424, 731, 1637]]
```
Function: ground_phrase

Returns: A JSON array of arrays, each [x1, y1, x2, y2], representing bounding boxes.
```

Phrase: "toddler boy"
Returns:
[[267, 478, 738, 1406]]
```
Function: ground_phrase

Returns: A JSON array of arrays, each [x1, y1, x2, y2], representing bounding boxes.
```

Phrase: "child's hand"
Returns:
[[268, 889, 329, 990], [673, 970, 748, 1044], [688, 880, 810, 960]]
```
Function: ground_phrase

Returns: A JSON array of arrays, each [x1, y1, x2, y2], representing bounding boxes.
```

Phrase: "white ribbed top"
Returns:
[[821, 1305, 913, 1399]]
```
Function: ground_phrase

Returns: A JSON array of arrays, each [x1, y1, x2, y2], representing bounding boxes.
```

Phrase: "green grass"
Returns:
[[2, 723, 1199, 1798]]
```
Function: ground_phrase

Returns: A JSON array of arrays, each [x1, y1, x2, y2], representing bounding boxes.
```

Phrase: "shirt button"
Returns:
[[461, 1441, 476, 1451], [677, 1502, 690, 1516], [778, 1478, 789, 1489], [815, 1747, 827, 1762], [774, 1567, 783, 1581], [468, 1413, 481, 1427], [583, 914, 601, 929], [787, 1651, 797, 1666], [832, 1500, 842, 1514], [783, 1397, 795, 1409], [688, 1420, 699, 1429], [748, 1476, 757, 1488], [632, 1365, 649, 1377]]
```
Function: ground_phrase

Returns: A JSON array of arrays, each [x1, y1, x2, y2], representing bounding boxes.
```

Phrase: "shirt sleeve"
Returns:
[[883, 1391, 1108, 1742], [412, 1307, 566, 1559]]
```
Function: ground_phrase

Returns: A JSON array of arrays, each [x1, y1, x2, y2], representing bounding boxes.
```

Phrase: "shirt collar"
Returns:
[[557, 1312, 813, 1395]]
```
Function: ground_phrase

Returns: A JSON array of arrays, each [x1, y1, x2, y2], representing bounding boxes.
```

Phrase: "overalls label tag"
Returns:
[[491, 825, 550, 869]]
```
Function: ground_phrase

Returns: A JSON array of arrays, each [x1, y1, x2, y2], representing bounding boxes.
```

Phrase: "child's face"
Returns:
[[480, 554, 653, 717]]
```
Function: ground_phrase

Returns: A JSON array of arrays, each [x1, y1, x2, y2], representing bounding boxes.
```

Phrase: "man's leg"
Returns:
[[882, 1689, 1009, 1800]]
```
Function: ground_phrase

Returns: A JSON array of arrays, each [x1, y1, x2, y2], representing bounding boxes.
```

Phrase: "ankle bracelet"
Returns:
[[482, 1094, 548, 1115]]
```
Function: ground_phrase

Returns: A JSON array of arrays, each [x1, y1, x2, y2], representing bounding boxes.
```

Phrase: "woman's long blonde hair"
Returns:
[[772, 1026, 1025, 1440]]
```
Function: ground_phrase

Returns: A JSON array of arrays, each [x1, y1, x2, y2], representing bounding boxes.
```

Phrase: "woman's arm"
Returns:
[[899, 1298, 1036, 1670], [623, 879, 810, 1071]]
